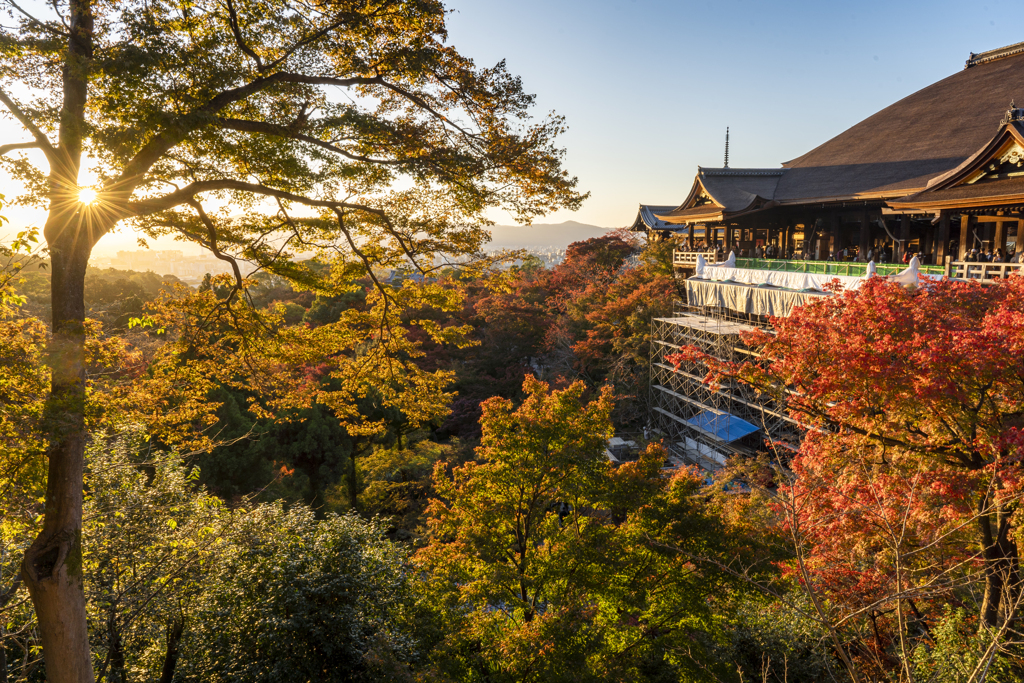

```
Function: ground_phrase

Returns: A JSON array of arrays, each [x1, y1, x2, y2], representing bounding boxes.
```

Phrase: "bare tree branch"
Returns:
[[0, 88, 56, 164], [223, 0, 263, 70], [127, 179, 380, 216], [185, 198, 244, 302], [0, 141, 41, 156], [6, 0, 69, 36], [215, 117, 410, 165]]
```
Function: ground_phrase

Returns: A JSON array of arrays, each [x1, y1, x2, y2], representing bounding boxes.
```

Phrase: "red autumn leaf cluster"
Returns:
[[667, 274, 1024, 633]]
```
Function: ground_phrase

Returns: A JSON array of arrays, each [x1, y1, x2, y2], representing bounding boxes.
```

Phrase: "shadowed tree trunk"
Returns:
[[19, 1, 100, 679], [157, 617, 185, 683], [978, 497, 1021, 630]]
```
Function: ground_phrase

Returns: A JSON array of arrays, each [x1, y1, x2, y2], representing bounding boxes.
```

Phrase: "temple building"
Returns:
[[632, 41, 1024, 264]]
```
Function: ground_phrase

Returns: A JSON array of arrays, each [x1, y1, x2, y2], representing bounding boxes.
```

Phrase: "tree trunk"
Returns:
[[20, 0, 98, 679], [0, 624, 7, 683], [107, 609, 125, 683], [347, 450, 359, 512], [978, 499, 1021, 630], [157, 617, 185, 683], [23, 231, 94, 682]]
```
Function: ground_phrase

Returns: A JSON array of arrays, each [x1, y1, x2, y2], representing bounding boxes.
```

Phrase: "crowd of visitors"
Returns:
[[677, 237, 1019, 265], [962, 247, 1021, 263]]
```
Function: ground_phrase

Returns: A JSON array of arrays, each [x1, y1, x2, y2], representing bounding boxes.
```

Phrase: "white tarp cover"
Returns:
[[695, 266, 865, 292], [694, 256, 936, 293], [686, 279, 825, 317]]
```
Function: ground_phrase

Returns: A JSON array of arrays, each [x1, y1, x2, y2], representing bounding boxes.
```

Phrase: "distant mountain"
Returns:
[[485, 220, 614, 249]]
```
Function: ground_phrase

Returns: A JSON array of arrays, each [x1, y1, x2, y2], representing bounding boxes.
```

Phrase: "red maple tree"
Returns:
[[667, 275, 1024, 654]]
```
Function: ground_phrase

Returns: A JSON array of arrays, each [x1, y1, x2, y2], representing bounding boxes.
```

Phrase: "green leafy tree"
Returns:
[[418, 376, 736, 681], [82, 432, 226, 683], [359, 439, 464, 539], [3, 429, 422, 682], [0, 0, 584, 673], [180, 505, 417, 683]]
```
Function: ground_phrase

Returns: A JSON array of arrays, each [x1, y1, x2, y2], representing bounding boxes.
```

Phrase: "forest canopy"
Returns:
[[1, 0, 1023, 680]]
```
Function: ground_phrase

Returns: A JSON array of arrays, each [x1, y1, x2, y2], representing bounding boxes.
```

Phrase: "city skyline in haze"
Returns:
[[1, 0, 1020, 256]]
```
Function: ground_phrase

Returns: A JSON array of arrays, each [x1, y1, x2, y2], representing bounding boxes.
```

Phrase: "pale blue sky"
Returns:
[[444, 0, 1021, 227], [1, 0, 1020, 253]]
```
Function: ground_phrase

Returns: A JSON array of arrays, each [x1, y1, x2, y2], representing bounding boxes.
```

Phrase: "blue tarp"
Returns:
[[685, 411, 760, 443]]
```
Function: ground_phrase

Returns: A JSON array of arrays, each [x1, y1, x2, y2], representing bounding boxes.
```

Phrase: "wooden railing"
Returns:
[[945, 260, 1024, 282], [672, 250, 717, 266], [672, 251, 946, 276], [733, 259, 947, 277], [673, 250, 1024, 283]]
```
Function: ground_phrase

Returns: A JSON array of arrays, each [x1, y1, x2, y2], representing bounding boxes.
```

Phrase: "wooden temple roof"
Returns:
[[630, 204, 683, 231], [654, 168, 783, 224], [776, 42, 1024, 202], [893, 177, 1024, 209], [645, 40, 1024, 224], [890, 117, 1024, 210]]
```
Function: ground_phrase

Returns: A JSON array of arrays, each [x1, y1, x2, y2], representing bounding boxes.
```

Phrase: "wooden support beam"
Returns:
[[959, 214, 974, 259], [973, 214, 1024, 222], [982, 222, 995, 250], [936, 210, 950, 263], [829, 212, 840, 255], [995, 220, 1008, 256], [859, 207, 871, 261], [899, 214, 910, 262]]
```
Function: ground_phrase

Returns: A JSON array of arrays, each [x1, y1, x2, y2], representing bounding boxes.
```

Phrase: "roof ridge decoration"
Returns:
[[1001, 100, 1024, 127], [701, 168, 785, 177], [966, 41, 1024, 69]]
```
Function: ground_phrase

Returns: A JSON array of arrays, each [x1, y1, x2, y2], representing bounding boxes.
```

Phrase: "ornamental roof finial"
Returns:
[[1000, 99, 1024, 127], [723, 127, 730, 169]]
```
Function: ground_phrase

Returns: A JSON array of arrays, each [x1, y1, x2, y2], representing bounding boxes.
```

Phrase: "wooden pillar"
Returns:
[[899, 214, 911, 262], [724, 224, 733, 253], [832, 213, 845, 252], [859, 206, 871, 261], [936, 210, 950, 264], [922, 220, 933, 259], [995, 219, 1008, 256], [687, 223, 694, 250], [824, 213, 833, 257], [959, 214, 973, 260]]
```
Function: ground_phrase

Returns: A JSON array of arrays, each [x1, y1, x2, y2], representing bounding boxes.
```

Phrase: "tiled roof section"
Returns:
[[654, 205, 723, 223], [895, 176, 1024, 206], [630, 204, 681, 231], [775, 48, 1024, 201], [697, 168, 783, 211]]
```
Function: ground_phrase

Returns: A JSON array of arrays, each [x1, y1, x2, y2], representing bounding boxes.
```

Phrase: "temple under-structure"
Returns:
[[632, 41, 1024, 264]]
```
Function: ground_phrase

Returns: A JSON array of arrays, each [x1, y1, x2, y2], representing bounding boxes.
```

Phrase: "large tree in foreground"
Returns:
[[0, 0, 584, 678]]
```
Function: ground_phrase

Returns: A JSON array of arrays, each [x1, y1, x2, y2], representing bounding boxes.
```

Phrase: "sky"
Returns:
[[1, 0, 1020, 254], [443, 0, 1020, 226]]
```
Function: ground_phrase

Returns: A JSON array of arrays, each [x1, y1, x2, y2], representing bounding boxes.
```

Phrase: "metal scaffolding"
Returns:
[[650, 307, 801, 471]]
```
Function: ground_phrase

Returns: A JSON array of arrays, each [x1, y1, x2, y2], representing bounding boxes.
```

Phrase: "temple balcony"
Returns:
[[672, 249, 1022, 283]]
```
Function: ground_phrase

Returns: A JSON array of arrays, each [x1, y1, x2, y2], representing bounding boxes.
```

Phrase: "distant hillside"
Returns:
[[485, 220, 613, 249]]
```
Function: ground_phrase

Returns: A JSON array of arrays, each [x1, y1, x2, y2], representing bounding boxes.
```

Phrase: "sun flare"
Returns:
[[78, 187, 98, 204]]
